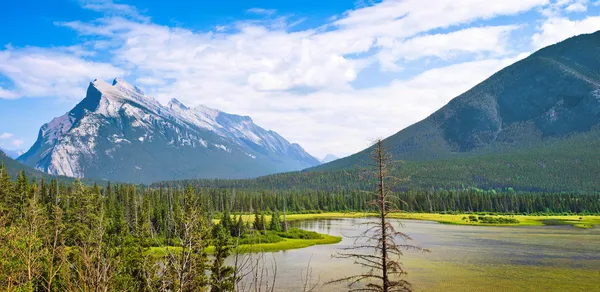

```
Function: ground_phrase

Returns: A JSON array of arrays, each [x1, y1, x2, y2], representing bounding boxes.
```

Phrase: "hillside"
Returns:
[[19, 78, 320, 184], [154, 128, 600, 192], [311, 31, 600, 172], [0, 149, 95, 184], [0, 149, 48, 179]]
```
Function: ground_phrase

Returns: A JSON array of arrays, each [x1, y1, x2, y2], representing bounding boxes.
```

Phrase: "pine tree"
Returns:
[[210, 224, 235, 292], [269, 212, 281, 232]]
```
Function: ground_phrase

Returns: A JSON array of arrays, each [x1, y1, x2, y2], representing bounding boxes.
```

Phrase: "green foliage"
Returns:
[[268, 212, 282, 231], [0, 161, 598, 291], [161, 130, 600, 193], [210, 224, 235, 292], [276, 228, 322, 240], [477, 216, 520, 224]]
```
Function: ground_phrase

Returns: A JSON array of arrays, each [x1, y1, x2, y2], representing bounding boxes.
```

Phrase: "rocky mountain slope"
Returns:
[[19, 78, 319, 183]]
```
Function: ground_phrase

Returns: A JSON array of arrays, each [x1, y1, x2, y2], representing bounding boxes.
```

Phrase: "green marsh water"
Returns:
[[233, 218, 600, 291]]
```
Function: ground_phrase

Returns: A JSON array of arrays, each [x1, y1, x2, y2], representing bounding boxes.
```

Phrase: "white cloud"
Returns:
[[334, 0, 547, 35], [0, 47, 124, 100], [541, 0, 589, 16], [80, 0, 148, 21], [0, 87, 19, 99], [532, 15, 600, 48], [0, 133, 13, 140], [565, 2, 588, 12], [375, 25, 519, 70]]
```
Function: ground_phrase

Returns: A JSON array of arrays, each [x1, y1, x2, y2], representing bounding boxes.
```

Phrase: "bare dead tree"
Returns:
[[328, 139, 429, 292], [246, 252, 277, 292], [301, 255, 320, 292], [233, 203, 277, 292]]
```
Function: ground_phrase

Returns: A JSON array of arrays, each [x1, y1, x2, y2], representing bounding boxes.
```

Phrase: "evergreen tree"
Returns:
[[269, 212, 281, 232], [210, 224, 235, 292]]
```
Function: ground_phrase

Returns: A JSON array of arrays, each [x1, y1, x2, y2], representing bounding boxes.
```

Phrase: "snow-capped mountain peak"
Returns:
[[168, 98, 189, 110], [19, 78, 320, 183]]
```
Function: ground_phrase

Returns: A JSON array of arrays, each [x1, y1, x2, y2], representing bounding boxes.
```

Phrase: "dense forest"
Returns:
[[1, 160, 600, 290], [159, 130, 600, 193]]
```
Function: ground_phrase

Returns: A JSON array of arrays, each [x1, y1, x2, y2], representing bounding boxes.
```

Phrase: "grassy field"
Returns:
[[218, 212, 600, 228], [147, 233, 341, 257], [278, 212, 600, 228]]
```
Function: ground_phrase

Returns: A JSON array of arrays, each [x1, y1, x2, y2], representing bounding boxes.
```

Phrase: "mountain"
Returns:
[[311, 31, 600, 172], [19, 78, 320, 183], [320, 154, 339, 164], [1, 148, 62, 181], [0, 147, 24, 159]]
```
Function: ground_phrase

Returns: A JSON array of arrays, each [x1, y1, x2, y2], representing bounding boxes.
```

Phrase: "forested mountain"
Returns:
[[311, 31, 600, 172], [156, 128, 600, 192], [0, 149, 47, 179], [19, 78, 319, 183], [1, 149, 111, 185]]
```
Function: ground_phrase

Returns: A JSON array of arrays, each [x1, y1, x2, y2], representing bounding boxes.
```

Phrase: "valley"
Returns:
[[1, 4, 600, 291]]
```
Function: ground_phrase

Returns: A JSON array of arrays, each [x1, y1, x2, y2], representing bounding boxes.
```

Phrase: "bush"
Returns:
[[239, 230, 283, 245], [277, 228, 322, 240], [477, 216, 520, 224]]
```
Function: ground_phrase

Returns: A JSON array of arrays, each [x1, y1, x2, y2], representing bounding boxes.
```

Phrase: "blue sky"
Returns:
[[1, 0, 600, 158]]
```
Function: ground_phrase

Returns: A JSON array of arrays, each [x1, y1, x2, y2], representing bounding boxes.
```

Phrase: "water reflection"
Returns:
[[229, 218, 600, 292]]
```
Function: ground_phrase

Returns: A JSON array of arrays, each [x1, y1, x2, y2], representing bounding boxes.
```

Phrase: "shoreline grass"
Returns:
[[280, 212, 600, 228], [217, 212, 600, 228], [147, 233, 341, 257]]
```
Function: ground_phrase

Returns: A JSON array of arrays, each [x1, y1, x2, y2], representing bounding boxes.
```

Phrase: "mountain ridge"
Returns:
[[19, 78, 320, 183], [310, 31, 600, 172]]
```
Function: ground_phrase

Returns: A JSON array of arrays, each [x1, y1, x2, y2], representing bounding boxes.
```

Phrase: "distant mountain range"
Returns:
[[0, 148, 24, 159], [320, 154, 339, 164], [312, 31, 600, 173], [18, 78, 320, 183]]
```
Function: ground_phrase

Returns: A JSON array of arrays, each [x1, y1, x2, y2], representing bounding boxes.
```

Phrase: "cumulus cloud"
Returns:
[[0, 47, 124, 100], [532, 15, 600, 48]]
